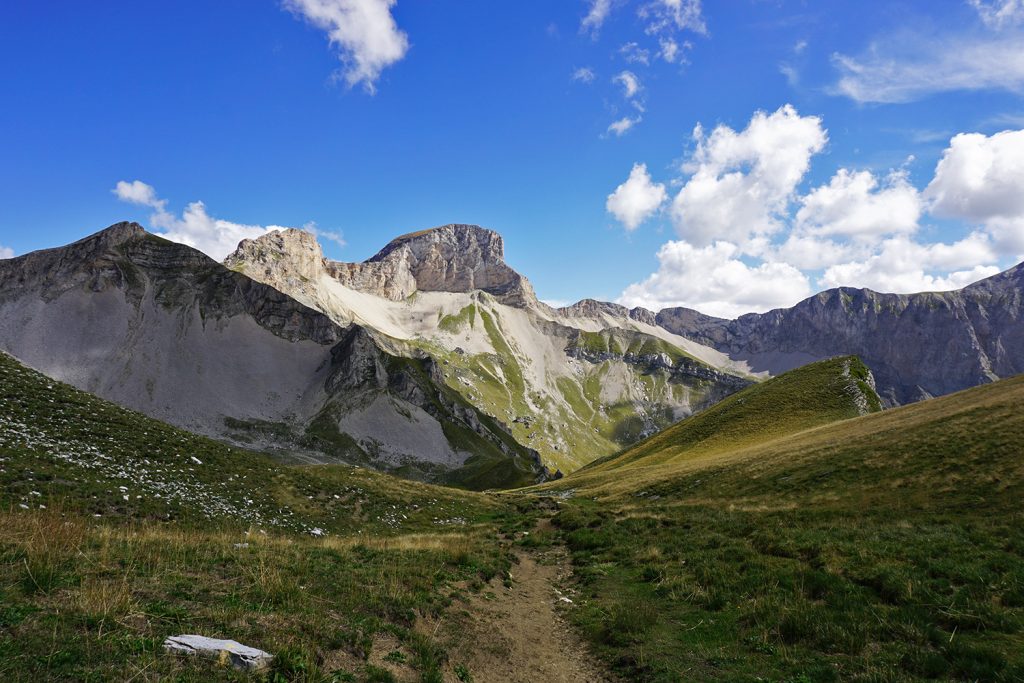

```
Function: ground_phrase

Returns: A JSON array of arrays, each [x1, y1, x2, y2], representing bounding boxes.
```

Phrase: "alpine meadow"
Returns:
[[2, 1, 1024, 681]]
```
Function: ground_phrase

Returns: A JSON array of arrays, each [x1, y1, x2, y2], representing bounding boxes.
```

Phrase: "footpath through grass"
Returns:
[[545, 371, 1024, 682]]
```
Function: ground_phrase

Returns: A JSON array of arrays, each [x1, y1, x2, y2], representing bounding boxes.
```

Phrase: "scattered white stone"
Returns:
[[309, 527, 324, 537], [18, 504, 29, 510], [233, 543, 249, 549], [163, 634, 273, 671], [190, 456, 203, 465]]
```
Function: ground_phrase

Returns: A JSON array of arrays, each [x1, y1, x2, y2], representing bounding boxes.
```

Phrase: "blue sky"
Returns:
[[2, 1, 1023, 317]]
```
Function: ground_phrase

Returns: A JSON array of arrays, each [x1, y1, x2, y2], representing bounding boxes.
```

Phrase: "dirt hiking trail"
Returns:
[[431, 515, 617, 683]]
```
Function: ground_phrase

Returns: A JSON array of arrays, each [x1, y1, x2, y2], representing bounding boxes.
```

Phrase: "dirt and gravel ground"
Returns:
[[430, 517, 616, 683]]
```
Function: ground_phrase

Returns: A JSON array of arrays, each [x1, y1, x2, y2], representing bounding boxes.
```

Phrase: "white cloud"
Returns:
[[581, 0, 613, 35], [832, 34, 1024, 103], [821, 234, 1000, 292], [796, 169, 921, 239], [925, 129, 1024, 223], [970, 0, 1024, 28], [114, 180, 165, 209], [606, 163, 667, 231], [619, 42, 651, 65], [613, 70, 642, 98], [670, 104, 828, 247], [0, 245, 13, 259], [659, 37, 680, 62], [611, 106, 1016, 317], [925, 128, 1024, 253], [113, 180, 298, 261], [304, 223, 348, 250], [639, 0, 707, 36], [618, 241, 811, 318], [607, 115, 642, 136], [572, 66, 596, 83], [284, 0, 409, 93]]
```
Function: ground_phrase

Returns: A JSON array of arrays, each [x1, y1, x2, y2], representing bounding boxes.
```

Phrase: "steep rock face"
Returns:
[[226, 224, 539, 307], [655, 265, 1024, 405], [559, 299, 657, 326], [0, 223, 545, 489]]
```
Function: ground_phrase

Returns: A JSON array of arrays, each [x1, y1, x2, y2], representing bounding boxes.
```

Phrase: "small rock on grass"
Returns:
[[163, 634, 273, 671]]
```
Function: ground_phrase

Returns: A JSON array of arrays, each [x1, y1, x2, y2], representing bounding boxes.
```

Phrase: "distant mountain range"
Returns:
[[0, 222, 1020, 486]]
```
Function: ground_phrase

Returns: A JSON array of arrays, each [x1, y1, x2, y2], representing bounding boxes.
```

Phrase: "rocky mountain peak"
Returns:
[[346, 223, 536, 306], [224, 228, 326, 294], [226, 223, 538, 307]]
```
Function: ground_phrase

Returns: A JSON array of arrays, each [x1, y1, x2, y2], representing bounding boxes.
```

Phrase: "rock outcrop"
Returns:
[[655, 264, 1024, 405], [227, 224, 538, 307]]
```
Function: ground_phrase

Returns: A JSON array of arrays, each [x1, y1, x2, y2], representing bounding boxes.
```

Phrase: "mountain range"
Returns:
[[0, 221, 1021, 487]]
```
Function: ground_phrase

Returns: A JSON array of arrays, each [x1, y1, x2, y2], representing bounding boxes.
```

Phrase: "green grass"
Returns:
[[0, 351, 541, 681], [583, 356, 881, 473], [540, 363, 1024, 682], [437, 304, 477, 333], [6, 342, 1023, 681]]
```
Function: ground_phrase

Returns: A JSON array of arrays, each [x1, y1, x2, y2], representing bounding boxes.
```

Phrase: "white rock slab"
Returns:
[[163, 634, 273, 671]]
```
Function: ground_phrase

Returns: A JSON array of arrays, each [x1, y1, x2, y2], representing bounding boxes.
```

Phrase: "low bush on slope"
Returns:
[[0, 351, 532, 681], [550, 366, 1024, 682]]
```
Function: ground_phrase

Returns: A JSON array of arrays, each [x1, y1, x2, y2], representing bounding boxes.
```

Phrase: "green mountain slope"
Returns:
[[0, 351, 528, 681], [541, 366, 1024, 682], [581, 355, 881, 475]]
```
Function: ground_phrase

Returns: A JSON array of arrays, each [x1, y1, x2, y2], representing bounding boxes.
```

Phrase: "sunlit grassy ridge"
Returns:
[[581, 355, 881, 475], [0, 351, 534, 681], [543, 363, 1024, 682]]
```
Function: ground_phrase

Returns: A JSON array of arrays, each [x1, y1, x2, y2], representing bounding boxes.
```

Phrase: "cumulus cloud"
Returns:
[[796, 169, 921, 239], [618, 241, 811, 318], [581, 0, 613, 35], [0, 245, 13, 259], [821, 234, 1000, 292], [832, 34, 1024, 103], [970, 0, 1024, 28], [284, 0, 409, 93], [572, 66, 596, 83], [611, 106, 1018, 317], [606, 163, 667, 231], [114, 180, 300, 261], [607, 115, 642, 136], [925, 129, 1024, 253], [670, 104, 827, 246]]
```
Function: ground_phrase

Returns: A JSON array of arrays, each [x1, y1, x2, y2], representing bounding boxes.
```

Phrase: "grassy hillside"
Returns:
[[542, 367, 1024, 682], [0, 351, 533, 681], [582, 355, 881, 475]]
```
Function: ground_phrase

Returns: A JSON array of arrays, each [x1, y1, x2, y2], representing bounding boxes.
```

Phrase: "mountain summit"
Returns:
[[227, 224, 537, 307]]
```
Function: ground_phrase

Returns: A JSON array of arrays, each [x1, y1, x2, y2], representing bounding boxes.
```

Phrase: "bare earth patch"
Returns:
[[431, 520, 615, 683]]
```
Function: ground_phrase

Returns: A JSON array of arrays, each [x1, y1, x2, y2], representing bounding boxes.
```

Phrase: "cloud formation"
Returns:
[[0, 245, 13, 259], [284, 0, 409, 93], [611, 106, 1023, 317], [926, 129, 1024, 254], [606, 163, 667, 231], [970, 0, 1024, 28], [572, 67, 596, 83], [618, 241, 811, 318], [607, 116, 642, 136], [114, 180, 298, 261], [670, 105, 827, 246], [581, 0, 613, 36]]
